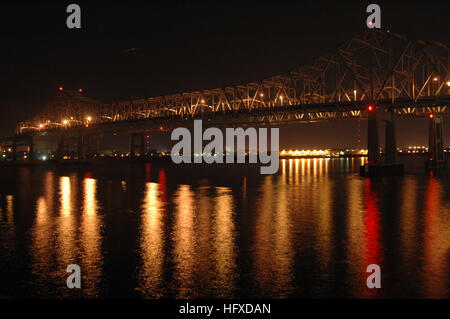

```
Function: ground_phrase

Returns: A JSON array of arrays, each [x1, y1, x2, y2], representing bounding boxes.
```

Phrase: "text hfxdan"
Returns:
[[171, 120, 279, 175]]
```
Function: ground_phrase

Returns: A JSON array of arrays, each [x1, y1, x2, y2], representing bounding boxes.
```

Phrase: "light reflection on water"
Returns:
[[0, 157, 448, 298], [137, 182, 165, 297]]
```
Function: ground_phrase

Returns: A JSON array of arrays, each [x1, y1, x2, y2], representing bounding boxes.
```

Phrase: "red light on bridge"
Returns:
[[368, 105, 374, 112], [429, 114, 434, 119], [59, 87, 63, 91], [160, 126, 163, 131], [85, 124, 89, 128], [78, 89, 83, 93]]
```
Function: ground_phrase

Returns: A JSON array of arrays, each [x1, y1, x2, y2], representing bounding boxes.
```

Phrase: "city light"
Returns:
[[87, 116, 92, 122], [447, 81, 450, 87], [429, 114, 434, 119], [280, 149, 329, 157], [280, 149, 369, 158], [368, 105, 374, 112], [63, 119, 68, 125], [59, 86, 63, 91], [78, 89, 83, 92]]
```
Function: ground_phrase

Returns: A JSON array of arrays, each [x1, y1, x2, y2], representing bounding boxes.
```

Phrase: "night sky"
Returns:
[[0, 1, 448, 148]]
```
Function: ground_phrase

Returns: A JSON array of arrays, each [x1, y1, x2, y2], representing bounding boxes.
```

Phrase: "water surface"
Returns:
[[0, 158, 449, 298]]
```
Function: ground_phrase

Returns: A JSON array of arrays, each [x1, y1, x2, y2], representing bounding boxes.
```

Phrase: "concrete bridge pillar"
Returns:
[[426, 114, 445, 169], [57, 133, 65, 161], [367, 106, 379, 164], [361, 106, 403, 177], [12, 137, 17, 162], [384, 112, 397, 164], [77, 131, 85, 160], [130, 133, 144, 156]]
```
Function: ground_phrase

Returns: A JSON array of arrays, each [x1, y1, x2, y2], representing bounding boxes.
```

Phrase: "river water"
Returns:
[[0, 157, 448, 298]]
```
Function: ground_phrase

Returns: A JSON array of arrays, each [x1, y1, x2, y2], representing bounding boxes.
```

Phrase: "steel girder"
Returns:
[[17, 30, 449, 134]]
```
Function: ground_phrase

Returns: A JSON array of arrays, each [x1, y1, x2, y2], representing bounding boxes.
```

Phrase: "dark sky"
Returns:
[[0, 0, 448, 147]]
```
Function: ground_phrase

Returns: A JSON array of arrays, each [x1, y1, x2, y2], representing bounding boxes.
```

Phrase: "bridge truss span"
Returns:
[[17, 30, 449, 134]]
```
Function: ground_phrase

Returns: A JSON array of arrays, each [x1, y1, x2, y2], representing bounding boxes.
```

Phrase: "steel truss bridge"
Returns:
[[16, 29, 449, 135]]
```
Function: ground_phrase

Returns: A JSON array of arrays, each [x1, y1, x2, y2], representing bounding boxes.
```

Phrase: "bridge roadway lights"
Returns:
[[425, 114, 447, 170]]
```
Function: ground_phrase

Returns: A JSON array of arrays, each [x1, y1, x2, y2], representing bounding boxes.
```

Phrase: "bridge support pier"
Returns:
[[426, 115, 447, 169], [361, 108, 404, 177], [384, 112, 397, 164], [12, 137, 17, 162], [130, 133, 144, 157], [77, 130, 85, 160], [5, 135, 34, 162], [57, 133, 65, 161], [367, 108, 379, 164]]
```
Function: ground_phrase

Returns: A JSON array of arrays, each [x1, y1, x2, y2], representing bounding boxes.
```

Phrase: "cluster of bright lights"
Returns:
[[398, 146, 429, 153], [280, 149, 330, 157], [280, 149, 369, 157], [38, 115, 93, 129], [432, 77, 450, 87]]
